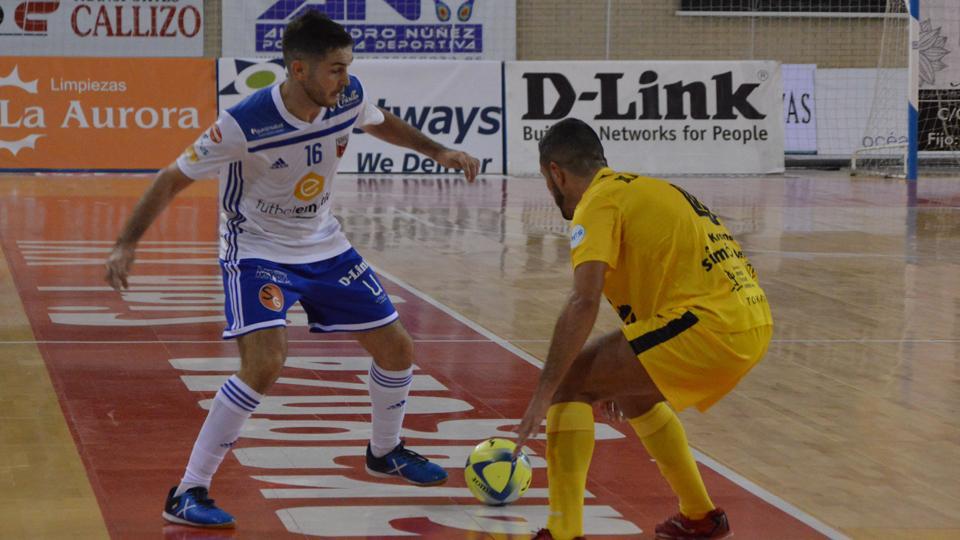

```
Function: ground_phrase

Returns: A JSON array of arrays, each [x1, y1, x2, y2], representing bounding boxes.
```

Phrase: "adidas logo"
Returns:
[[387, 399, 406, 410], [270, 158, 289, 169], [219, 439, 238, 449]]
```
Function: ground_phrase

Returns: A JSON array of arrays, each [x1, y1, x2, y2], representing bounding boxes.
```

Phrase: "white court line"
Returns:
[[773, 338, 960, 344], [692, 451, 849, 540], [373, 266, 850, 540], [0, 339, 502, 345], [4, 338, 953, 346]]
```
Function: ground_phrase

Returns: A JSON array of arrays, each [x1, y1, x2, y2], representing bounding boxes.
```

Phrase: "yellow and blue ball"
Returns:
[[464, 438, 533, 505]]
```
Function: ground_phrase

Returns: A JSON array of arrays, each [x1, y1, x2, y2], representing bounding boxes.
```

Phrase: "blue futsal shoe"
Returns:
[[365, 441, 448, 486], [162, 486, 235, 528]]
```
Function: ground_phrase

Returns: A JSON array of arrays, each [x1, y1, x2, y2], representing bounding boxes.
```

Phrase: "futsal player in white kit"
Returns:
[[104, 11, 480, 528]]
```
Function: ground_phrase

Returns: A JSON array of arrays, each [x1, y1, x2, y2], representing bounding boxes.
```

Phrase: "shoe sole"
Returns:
[[364, 465, 449, 486], [162, 511, 236, 529], [654, 531, 733, 540], [654, 533, 733, 540]]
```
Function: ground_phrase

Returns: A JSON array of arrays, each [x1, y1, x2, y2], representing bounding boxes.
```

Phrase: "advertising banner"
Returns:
[[217, 58, 504, 174], [0, 0, 204, 57], [918, 0, 960, 151], [0, 57, 216, 171], [782, 64, 817, 154], [221, 0, 515, 60], [815, 68, 906, 157], [505, 61, 785, 175]]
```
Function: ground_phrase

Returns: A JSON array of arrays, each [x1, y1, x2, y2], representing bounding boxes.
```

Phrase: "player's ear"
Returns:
[[548, 162, 566, 188], [288, 58, 307, 81]]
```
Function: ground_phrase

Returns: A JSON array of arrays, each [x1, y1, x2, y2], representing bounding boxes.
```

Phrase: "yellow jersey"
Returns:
[[570, 168, 772, 333]]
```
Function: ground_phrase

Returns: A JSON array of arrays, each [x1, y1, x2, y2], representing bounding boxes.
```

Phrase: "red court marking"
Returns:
[[2, 188, 835, 539]]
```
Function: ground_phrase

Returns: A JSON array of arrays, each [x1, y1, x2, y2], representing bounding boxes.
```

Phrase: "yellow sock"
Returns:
[[628, 402, 715, 519], [545, 402, 595, 540]]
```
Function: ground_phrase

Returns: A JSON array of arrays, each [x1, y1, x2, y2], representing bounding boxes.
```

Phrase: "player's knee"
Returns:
[[370, 328, 414, 370], [552, 383, 593, 405], [619, 395, 666, 419], [241, 353, 285, 393]]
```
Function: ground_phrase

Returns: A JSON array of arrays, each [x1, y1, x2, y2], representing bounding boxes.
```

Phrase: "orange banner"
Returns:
[[0, 57, 215, 171]]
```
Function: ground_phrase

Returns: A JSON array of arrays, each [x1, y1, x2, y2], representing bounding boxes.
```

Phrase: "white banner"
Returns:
[[217, 58, 504, 174], [222, 0, 515, 60], [815, 68, 907, 156], [782, 64, 817, 154], [918, 0, 960, 151], [0, 0, 204, 57], [505, 61, 784, 175], [920, 0, 960, 90]]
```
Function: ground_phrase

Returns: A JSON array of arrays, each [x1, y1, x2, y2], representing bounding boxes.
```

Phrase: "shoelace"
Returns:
[[393, 442, 429, 464], [188, 488, 218, 508]]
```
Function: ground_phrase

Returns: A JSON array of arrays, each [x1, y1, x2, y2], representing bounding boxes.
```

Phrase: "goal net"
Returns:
[[852, 0, 960, 178]]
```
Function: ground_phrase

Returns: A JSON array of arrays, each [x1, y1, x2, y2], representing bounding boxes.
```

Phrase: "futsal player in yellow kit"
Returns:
[[514, 118, 773, 540]]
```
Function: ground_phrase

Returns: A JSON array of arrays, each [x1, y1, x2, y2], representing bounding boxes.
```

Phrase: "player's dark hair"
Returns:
[[538, 118, 607, 177], [282, 10, 353, 66]]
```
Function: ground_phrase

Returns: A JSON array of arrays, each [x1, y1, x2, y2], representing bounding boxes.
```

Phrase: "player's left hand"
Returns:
[[513, 396, 550, 459], [436, 149, 480, 182]]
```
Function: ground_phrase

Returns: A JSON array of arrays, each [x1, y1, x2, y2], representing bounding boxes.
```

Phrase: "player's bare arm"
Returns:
[[361, 107, 481, 181], [514, 260, 607, 453], [105, 163, 194, 291]]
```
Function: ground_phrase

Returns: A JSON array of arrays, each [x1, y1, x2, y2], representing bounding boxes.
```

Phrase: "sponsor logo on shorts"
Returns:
[[294, 172, 325, 201], [338, 260, 370, 286], [259, 283, 284, 312], [255, 266, 292, 285]]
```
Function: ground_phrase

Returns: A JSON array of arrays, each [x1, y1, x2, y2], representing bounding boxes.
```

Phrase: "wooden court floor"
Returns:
[[0, 170, 958, 539]]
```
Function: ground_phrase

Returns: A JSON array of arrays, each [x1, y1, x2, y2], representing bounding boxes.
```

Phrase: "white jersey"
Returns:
[[177, 76, 385, 264]]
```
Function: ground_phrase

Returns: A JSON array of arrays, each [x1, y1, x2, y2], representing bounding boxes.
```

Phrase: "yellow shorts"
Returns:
[[621, 311, 772, 412]]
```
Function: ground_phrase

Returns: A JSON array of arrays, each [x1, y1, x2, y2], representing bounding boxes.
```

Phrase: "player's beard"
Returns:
[[548, 176, 572, 220], [305, 83, 339, 109]]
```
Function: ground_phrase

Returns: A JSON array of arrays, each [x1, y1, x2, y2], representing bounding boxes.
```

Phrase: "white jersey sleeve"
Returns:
[[176, 112, 245, 180], [355, 96, 385, 128]]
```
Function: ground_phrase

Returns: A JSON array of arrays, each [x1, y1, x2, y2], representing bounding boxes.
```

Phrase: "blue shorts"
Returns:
[[219, 248, 398, 338]]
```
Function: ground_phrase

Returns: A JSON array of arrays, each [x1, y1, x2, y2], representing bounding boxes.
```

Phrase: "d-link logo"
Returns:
[[0, 66, 44, 156], [522, 71, 766, 121]]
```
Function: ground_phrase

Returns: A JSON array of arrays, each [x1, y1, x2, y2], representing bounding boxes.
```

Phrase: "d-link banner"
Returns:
[[0, 0, 204, 57], [0, 58, 216, 171], [217, 58, 503, 174], [506, 61, 785, 175], [222, 0, 516, 60]]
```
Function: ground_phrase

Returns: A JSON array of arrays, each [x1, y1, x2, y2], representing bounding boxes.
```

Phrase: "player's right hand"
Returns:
[[105, 243, 136, 291]]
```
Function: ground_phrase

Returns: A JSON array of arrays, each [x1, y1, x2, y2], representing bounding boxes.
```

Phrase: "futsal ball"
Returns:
[[464, 438, 533, 505]]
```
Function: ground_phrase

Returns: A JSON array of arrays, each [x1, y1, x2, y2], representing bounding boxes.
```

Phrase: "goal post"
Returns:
[[852, 0, 960, 179]]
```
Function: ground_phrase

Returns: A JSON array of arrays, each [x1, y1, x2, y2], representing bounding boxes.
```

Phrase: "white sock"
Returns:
[[175, 375, 262, 496], [368, 363, 413, 458]]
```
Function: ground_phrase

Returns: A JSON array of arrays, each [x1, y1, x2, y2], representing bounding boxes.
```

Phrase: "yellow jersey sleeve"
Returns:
[[570, 193, 622, 270]]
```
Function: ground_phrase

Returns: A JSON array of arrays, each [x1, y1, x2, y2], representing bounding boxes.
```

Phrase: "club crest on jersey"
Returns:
[[336, 135, 348, 158]]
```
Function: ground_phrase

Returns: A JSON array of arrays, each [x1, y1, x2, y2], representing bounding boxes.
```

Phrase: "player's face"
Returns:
[[303, 46, 353, 108], [542, 163, 573, 220]]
